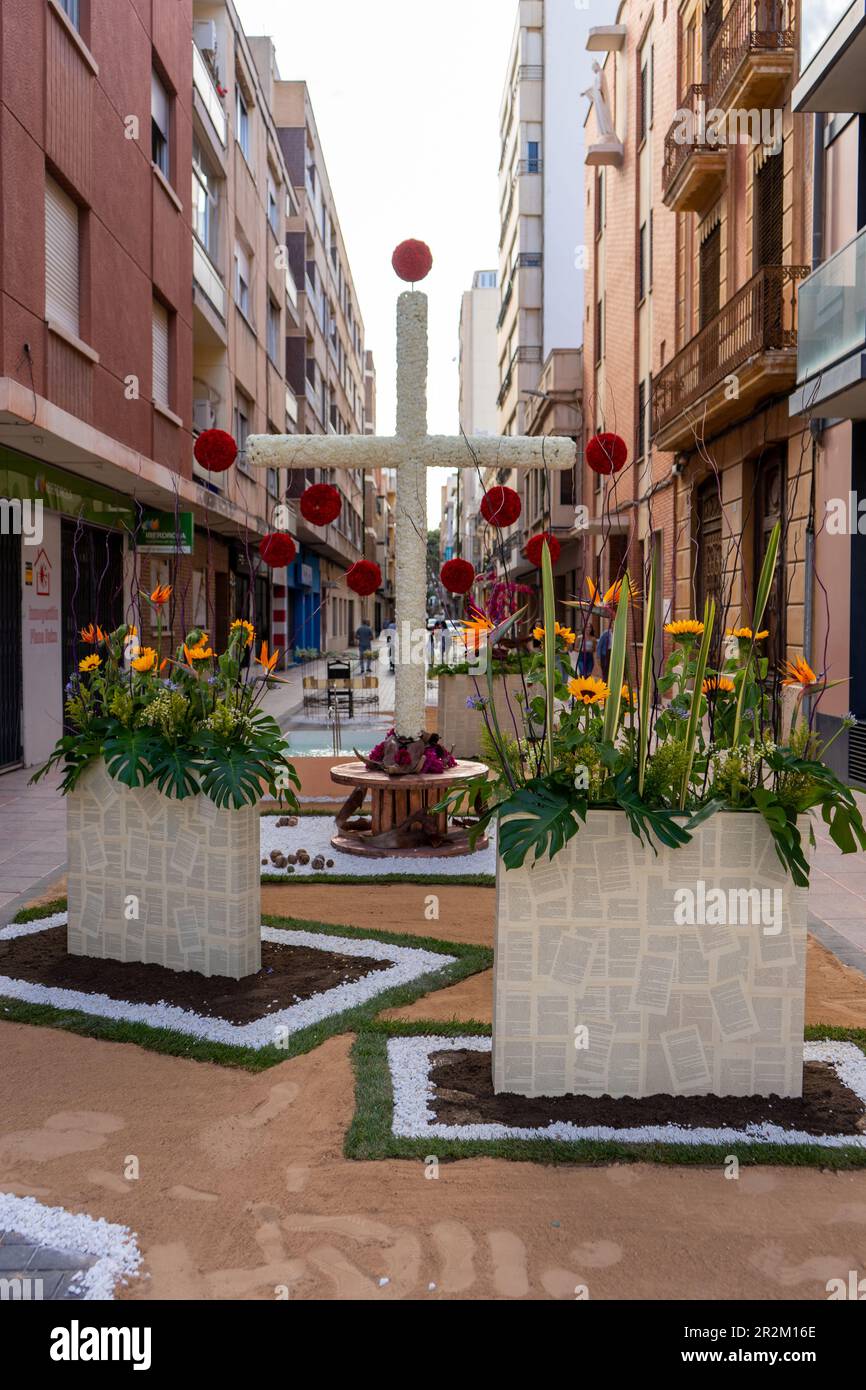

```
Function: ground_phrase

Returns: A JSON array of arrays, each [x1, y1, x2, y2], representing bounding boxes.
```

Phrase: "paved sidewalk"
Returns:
[[0, 767, 66, 924], [0, 1228, 95, 1300]]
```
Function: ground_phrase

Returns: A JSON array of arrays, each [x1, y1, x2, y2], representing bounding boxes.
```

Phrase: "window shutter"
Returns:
[[152, 300, 170, 407], [45, 176, 80, 337], [151, 71, 170, 141]]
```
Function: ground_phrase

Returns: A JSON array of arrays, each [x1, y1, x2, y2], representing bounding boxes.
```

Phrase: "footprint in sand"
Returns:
[[86, 1169, 133, 1195], [167, 1185, 219, 1203], [285, 1166, 309, 1193], [198, 1082, 299, 1165], [570, 1239, 622, 1269], [0, 1111, 123, 1163], [749, 1241, 862, 1291]]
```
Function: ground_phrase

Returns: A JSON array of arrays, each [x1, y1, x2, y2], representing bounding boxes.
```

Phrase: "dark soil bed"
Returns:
[[429, 1050, 866, 1137], [0, 925, 390, 1024]]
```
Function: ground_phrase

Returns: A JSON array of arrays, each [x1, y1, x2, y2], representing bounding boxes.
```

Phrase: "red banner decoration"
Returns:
[[259, 533, 297, 568], [346, 559, 381, 596], [525, 531, 561, 567], [440, 558, 476, 594], [585, 432, 628, 475], [300, 482, 341, 526], [193, 428, 238, 473], [391, 239, 433, 283], [480, 485, 522, 528]]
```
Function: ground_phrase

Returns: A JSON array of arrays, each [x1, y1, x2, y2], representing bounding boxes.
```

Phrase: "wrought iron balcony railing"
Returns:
[[662, 84, 713, 198], [652, 265, 808, 434], [706, 0, 797, 108]]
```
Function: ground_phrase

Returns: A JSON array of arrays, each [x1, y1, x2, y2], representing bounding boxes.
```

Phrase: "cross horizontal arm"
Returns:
[[246, 433, 576, 472]]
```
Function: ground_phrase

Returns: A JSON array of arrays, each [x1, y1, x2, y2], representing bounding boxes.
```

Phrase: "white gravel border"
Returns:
[[260, 814, 496, 876], [0, 1192, 141, 1300], [387, 1035, 866, 1149], [0, 914, 456, 1050]]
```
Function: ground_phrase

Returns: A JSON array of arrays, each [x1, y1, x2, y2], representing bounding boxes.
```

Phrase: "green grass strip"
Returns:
[[344, 1020, 866, 1169]]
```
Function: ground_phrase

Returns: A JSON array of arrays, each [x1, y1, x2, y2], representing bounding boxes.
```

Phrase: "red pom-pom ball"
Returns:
[[259, 533, 297, 568], [586, 432, 628, 475], [440, 558, 476, 594], [480, 485, 522, 528], [525, 532, 561, 568], [194, 429, 237, 473], [392, 239, 433, 283], [300, 483, 341, 526], [346, 559, 381, 597]]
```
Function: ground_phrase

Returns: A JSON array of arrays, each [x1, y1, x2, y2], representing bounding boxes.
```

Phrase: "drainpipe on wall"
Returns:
[[803, 113, 825, 725]]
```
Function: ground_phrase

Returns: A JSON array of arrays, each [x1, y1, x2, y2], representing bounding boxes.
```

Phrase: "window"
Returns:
[[267, 296, 280, 364], [234, 241, 251, 318], [267, 173, 279, 235], [638, 61, 649, 144], [594, 295, 605, 364], [151, 70, 170, 178], [152, 300, 170, 408], [58, 0, 80, 29], [527, 140, 540, 173], [595, 168, 606, 237], [699, 222, 721, 327], [233, 391, 251, 460], [235, 83, 250, 160], [45, 175, 80, 337], [267, 468, 279, 498], [192, 140, 218, 257], [639, 222, 648, 301], [637, 379, 647, 459]]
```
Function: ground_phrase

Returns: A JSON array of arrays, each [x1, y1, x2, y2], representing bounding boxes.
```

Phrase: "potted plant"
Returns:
[[447, 526, 865, 1100], [433, 606, 538, 759], [33, 586, 298, 979]]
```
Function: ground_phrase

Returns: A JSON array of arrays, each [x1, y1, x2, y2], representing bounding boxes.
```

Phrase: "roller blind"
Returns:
[[152, 300, 170, 408], [45, 176, 80, 337]]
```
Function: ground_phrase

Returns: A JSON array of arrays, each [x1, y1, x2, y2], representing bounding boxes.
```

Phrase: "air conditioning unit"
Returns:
[[193, 398, 216, 432], [193, 21, 218, 58]]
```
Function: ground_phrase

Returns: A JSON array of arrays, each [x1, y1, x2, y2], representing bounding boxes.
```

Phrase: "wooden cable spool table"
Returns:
[[329, 760, 489, 858]]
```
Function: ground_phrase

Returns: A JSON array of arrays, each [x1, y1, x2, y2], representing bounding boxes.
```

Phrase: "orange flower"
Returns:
[[256, 641, 279, 674], [80, 624, 107, 644], [533, 622, 576, 646], [159, 658, 170, 674], [150, 584, 172, 606], [131, 647, 158, 674], [780, 656, 818, 690], [726, 626, 769, 641], [567, 675, 610, 705], [585, 575, 638, 608], [620, 683, 636, 704], [702, 675, 735, 695], [183, 639, 214, 664]]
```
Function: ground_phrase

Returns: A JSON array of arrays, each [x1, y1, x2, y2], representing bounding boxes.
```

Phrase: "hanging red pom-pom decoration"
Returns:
[[480, 485, 522, 528], [392, 239, 433, 283], [300, 482, 341, 526], [259, 533, 297, 567], [346, 559, 381, 596], [194, 428, 237, 473], [440, 558, 476, 594], [525, 532, 561, 568], [585, 432, 628, 475]]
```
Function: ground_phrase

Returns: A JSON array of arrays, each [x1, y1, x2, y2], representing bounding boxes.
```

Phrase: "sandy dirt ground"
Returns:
[[1, 884, 866, 1300]]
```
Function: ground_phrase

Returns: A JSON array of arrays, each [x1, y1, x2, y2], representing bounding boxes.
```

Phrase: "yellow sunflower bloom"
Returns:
[[78, 654, 101, 673], [726, 626, 769, 641], [230, 619, 255, 647], [702, 675, 735, 695], [131, 647, 158, 674], [183, 641, 214, 663], [780, 656, 818, 689], [567, 675, 610, 705], [620, 683, 636, 703], [664, 619, 705, 639], [533, 622, 576, 646]]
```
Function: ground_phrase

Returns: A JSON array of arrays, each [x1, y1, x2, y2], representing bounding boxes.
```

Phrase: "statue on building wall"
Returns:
[[582, 61, 616, 141]]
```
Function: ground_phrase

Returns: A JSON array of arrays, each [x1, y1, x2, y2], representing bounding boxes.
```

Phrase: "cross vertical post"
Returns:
[[393, 290, 429, 733]]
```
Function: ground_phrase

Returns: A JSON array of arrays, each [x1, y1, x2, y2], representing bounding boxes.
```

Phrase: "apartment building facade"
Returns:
[[492, 0, 611, 602], [788, 0, 866, 782], [458, 268, 498, 574], [584, 0, 813, 685], [272, 81, 373, 655]]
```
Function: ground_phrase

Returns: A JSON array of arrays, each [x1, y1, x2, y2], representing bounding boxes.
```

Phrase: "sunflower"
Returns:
[[567, 675, 610, 705], [150, 584, 172, 606], [780, 656, 818, 689], [533, 622, 576, 646], [183, 638, 214, 663], [230, 618, 255, 647], [664, 619, 705, 639], [620, 683, 636, 703], [702, 675, 735, 695], [131, 647, 158, 674], [726, 626, 769, 641], [78, 654, 101, 673], [79, 624, 107, 644], [256, 641, 279, 674]]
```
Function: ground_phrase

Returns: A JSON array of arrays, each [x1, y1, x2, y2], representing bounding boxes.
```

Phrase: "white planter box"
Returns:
[[437, 672, 528, 758], [67, 762, 261, 979], [493, 810, 809, 1099]]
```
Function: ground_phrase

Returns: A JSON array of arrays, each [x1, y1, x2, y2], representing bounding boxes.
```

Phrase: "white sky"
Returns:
[[235, 0, 517, 524]]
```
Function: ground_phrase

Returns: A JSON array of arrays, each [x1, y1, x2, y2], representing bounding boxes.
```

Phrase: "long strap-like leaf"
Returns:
[[638, 548, 657, 795], [678, 596, 715, 809], [541, 541, 557, 777], [602, 577, 630, 744], [731, 519, 780, 747]]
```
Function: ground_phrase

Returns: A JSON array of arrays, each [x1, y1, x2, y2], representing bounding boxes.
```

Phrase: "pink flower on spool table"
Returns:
[[369, 741, 386, 762], [395, 748, 412, 766]]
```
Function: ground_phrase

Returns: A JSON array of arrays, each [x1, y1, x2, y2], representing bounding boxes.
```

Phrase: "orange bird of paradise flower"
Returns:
[[780, 657, 819, 689], [150, 583, 172, 606], [79, 623, 107, 644], [256, 641, 279, 674]]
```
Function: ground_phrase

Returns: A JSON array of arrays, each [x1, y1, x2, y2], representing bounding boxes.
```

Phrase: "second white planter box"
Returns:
[[67, 762, 261, 980], [493, 809, 808, 1099], [437, 672, 529, 759]]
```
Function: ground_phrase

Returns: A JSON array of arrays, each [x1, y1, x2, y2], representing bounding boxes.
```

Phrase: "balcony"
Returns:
[[793, 0, 866, 112], [652, 265, 808, 451], [790, 227, 866, 419], [192, 42, 226, 148], [496, 252, 543, 329], [193, 240, 226, 320], [497, 345, 543, 408], [662, 86, 727, 213], [706, 0, 797, 112]]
